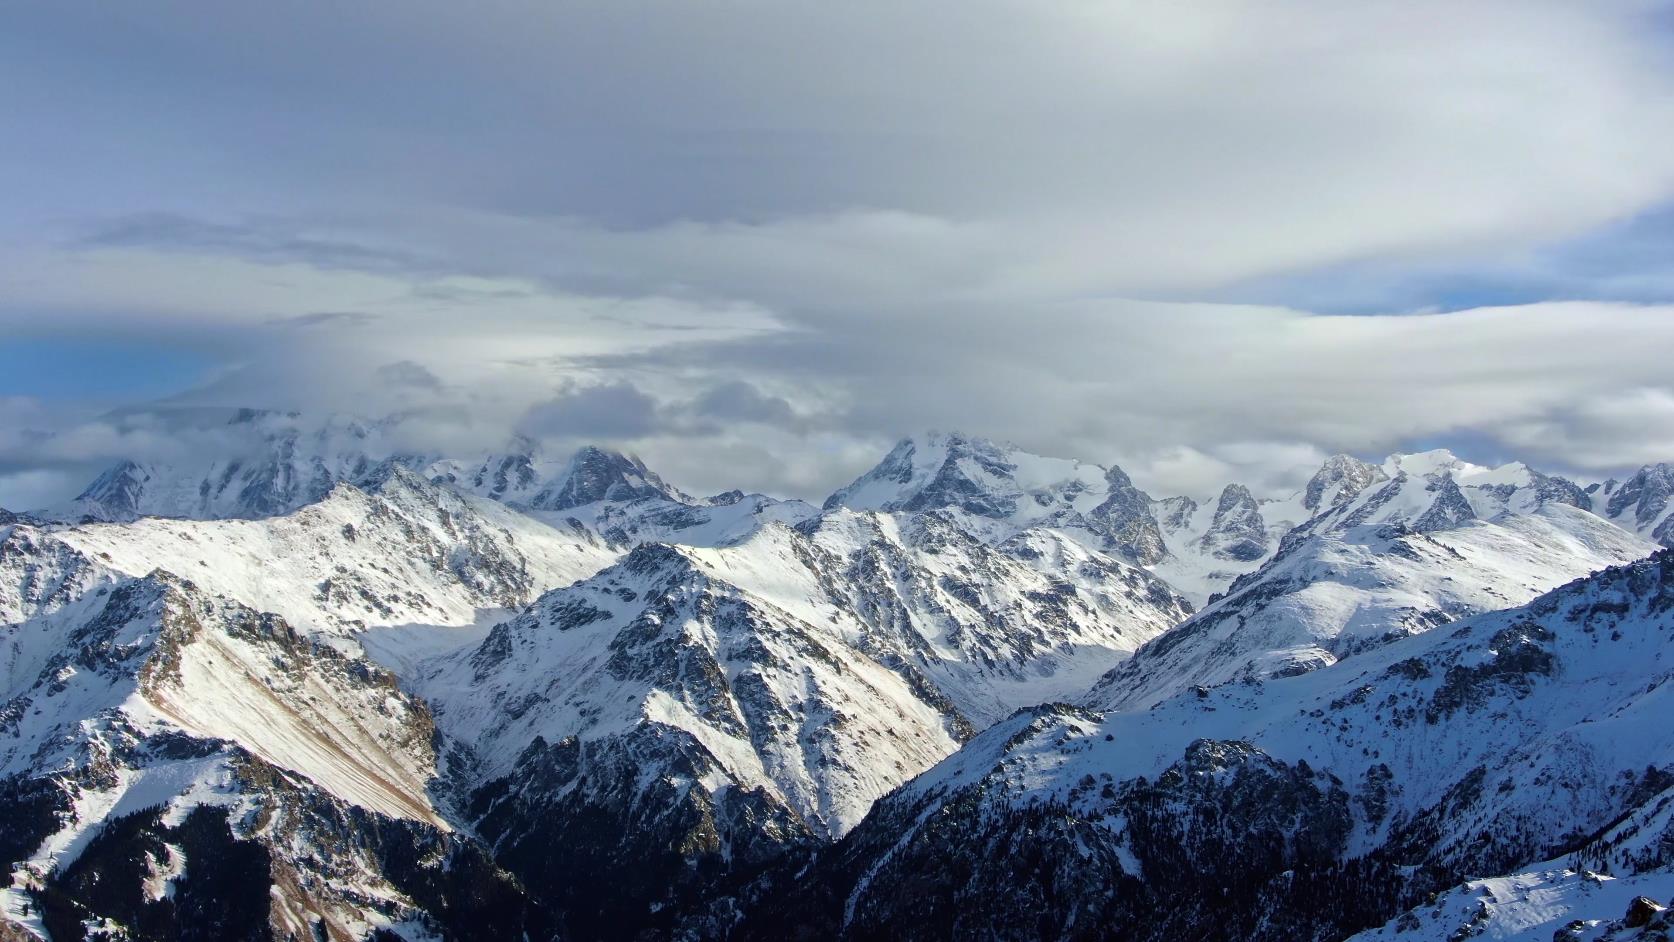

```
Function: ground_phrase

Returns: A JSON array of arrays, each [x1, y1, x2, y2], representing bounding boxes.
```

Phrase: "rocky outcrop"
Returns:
[[1090, 466, 1169, 564], [530, 445, 686, 510], [1304, 454, 1388, 513], [1413, 475, 1478, 532], [1199, 483, 1269, 561]]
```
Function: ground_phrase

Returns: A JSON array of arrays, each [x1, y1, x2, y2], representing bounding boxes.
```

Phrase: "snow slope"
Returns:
[[748, 549, 1674, 942], [1087, 462, 1653, 710], [45, 466, 617, 642], [423, 510, 1192, 835], [824, 432, 1169, 564], [1350, 862, 1674, 942], [1151, 454, 1388, 604]]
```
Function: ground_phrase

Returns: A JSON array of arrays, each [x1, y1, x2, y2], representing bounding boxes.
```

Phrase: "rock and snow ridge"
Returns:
[[1086, 460, 1656, 711], [5, 423, 1674, 940], [743, 549, 1674, 941], [4, 430, 1196, 938], [0, 558, 547, 941], [1594, 462, 1674, 549], [823, 432, 1170, 565], [402, 509, 1193, 934]]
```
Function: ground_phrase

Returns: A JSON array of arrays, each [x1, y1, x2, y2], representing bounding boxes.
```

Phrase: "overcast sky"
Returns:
[[5, 1, 1674, 506]]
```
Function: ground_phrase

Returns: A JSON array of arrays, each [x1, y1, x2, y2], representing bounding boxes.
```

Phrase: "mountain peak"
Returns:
[[1602, 461, 1674, 546], [1302, 454, 1387, 512], [823, 434, 1173, 563], [528, 446, 685, 510], [1382, 448, 1478, 481], [823, 433, 1024, 514], [1197, 483, 1268, 561]]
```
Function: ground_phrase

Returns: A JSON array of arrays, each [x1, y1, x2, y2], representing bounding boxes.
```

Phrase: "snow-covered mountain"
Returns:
[[61, 409, 405, 522], [6, 422, 1673, 941], [0, 560, 545, 940], [1087, 452, 1652, 710], [825, 432, 1289, 607], [408, 508, 1191, 936], [57, 410, 818, 551], [1593, 462, 1674, 548], [36, 466, 616, 646], [825, 432, 1172, 565], [744, 549, 1674, 941]]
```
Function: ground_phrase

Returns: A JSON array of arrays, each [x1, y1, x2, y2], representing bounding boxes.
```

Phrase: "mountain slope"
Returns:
[[744, 548, 1674, 941], [1087, 458, 1653, 711], [1349, 860, 1674, 942], [418, 540, 957, 939], [824, 433, 1169, 565], [411, 509, 1190, 939], [0, 567, 546, 940], [41, 466, 617, 646], [800, 509, 1191, 723]]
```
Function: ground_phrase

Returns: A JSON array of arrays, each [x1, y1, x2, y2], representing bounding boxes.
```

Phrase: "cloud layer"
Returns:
[[3, 1, 1674, 505]]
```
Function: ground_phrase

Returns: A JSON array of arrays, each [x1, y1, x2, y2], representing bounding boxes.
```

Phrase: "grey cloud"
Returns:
[[685, 381, 800, 427], [10, 3, 1674, 296], [583, 298, 1674, 496], [5, 2, 1674, 505], [374, 360, 445, 392], [518, 382, 661, 441], [78, 213, 434, 275]]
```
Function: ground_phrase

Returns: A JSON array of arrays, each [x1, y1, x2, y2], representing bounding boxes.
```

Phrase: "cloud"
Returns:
[[374, 360, 445, 392], [270, 311, 382, 330], [9, 2, 1674, 294], [519, 382, 661, 440], [684, 381, 801, 427], [3, 2, 1674, 506]]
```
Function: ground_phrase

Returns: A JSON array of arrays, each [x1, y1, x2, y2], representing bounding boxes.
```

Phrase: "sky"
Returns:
[[5, 0, 1674, 507]]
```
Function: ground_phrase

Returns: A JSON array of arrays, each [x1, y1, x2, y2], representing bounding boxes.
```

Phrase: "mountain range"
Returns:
[[3, 415, 1672, 941]]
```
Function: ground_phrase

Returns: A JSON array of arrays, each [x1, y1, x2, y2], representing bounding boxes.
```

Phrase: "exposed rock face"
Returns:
[[823, 433, 1171, 565], [529, 445, 686, 511], [893, 436, 1027, 518], [1304, 454, 1388, 512], [1624, 896, 1666, 929], [1199, 483, 1269, 561], [1609, 464, 1674, 528], [1603, 463, 1674, 547], [1090, 466, 1169, 564], [456, 449, 539, 501], [1529, 469, 1593, 511], [1413, 475, 1478, 532]]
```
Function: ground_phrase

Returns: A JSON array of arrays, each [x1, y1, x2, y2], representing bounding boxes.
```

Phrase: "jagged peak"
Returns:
[[825, 431, 1133, 518], [528, 445, 687, 511], [1302, 453, 1387, 512], [1214, 482, 1258, 513]]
